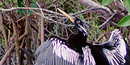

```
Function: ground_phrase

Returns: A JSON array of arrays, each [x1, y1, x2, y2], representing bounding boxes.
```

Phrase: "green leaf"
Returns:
[[17, 0, 24, 7], [31, 2, 38, 8], [117, 15, 130, 27], [17, 0, 26, 15], [0, 2, 2, 8], [98, 0, 102, 2], [102, 0, 116, 6], [0, 2, 2, 5], [28, 2, 38, 15], [123, 0, 130, 13]]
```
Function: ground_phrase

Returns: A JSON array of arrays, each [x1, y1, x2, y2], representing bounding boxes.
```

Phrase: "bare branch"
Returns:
[[77, 0, 112, 16], [0, 43, 15, 65], [36, 2, 45, 44], [0, 7, 63, 16], [84, 12, 117, 29]]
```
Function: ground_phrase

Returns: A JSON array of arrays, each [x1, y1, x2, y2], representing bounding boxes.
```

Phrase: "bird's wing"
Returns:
[[103, 29, 128, 65], [82, 46, 96, 65], [35, 37, 96, 65]]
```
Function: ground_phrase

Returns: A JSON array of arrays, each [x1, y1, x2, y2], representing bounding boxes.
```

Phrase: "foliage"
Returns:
[[102, 0, 116, 6], [0, 0, 130, 65], [123, 0, 130, 13], [117, 0, 130, 27], [117, 15, 130, 26]]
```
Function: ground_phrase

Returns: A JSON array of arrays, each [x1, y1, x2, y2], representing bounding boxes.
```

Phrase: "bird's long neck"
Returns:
[[67, 31, 87, 54], [77, 31, 87, 43], [76, 22, 88, 36]]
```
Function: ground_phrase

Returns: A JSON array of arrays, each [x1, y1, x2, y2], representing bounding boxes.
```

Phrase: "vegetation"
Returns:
[[0, 0, 130, 65]]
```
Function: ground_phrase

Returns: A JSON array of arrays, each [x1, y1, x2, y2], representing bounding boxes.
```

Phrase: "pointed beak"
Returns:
[[57, 8, 75, 23]]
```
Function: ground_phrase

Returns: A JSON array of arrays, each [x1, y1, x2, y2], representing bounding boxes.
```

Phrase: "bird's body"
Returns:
[[35, 29, 130, 65], [35, 8, 130, 65]]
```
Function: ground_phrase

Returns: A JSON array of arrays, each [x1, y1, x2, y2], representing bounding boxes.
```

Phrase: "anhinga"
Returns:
[[35, 8, 130, 65]]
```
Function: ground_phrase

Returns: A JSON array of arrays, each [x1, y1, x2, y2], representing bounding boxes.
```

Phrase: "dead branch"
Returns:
[[0, 43, 15, 65], [36, 2, 45, 44], [77, 0, 112, 16], [19, 48, 35, 60], [12, 16, 21, 65], [84, 12, 117, 29], [0, 11, 11, 65], [0, 7, 63, 16], [93, 32, 109, 44], [29, 9, 74, 27]]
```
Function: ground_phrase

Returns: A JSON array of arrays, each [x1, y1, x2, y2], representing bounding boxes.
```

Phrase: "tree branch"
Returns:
[[77, 0, 113, 17]]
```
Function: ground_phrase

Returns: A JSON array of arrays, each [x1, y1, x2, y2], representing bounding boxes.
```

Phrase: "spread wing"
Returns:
[[35, 37, 96, 65], [102, 29, 130, 65], [82, 46, 96, 65]]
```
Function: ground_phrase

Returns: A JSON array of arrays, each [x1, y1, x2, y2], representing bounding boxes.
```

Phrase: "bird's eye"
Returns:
[[72, 17, 76, 21]]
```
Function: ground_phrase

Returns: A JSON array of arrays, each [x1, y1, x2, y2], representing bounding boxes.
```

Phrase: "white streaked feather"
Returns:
[[61, 45, 68, 61], [52, 39, 61, 57], [52, 39, 80, 64], [103, 29, 127, 64], [118, 37, 127, 58], [82, 46, 96, 65], [52, 38, 97, 65]]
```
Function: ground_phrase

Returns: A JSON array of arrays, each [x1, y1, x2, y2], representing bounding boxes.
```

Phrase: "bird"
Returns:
[[35, 8, 130, 65]]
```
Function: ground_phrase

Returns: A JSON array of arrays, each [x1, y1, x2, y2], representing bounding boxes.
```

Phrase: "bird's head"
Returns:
[[57, 8, 88, 36]]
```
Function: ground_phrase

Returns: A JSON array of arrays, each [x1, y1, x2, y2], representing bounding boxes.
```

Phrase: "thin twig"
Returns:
[[0, 7, 63, 16], [77, 0, 112, 15], [0, 11, 10, 65], [29, 9, 74, 27], [84, 12, 117, 29], [19, 48, 35, 60], [93, 32, 109, 44], [36, 2, 45, 44], [0, 43, 15, 65]]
